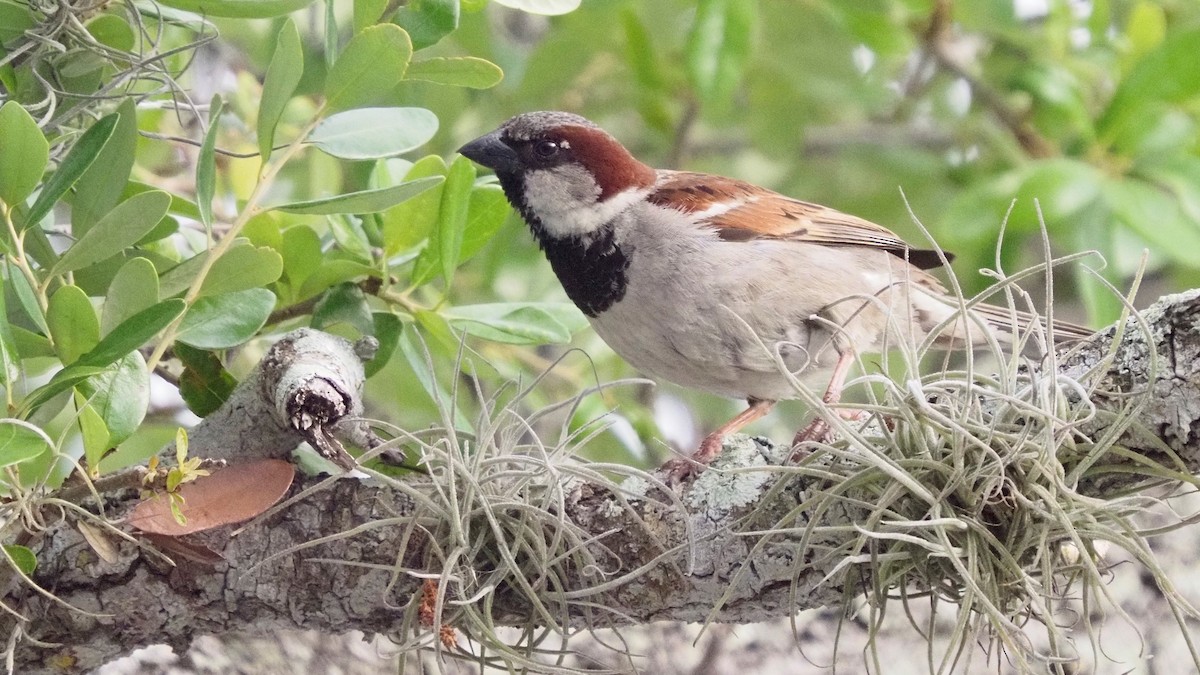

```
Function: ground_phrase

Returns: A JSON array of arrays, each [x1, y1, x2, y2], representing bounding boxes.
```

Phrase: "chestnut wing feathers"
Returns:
[[649, 171, 951, 270], [646, 171, 1093, 344]]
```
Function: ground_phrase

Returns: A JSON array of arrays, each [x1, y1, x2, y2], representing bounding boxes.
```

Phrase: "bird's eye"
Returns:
[[533, 139, 561, 159]]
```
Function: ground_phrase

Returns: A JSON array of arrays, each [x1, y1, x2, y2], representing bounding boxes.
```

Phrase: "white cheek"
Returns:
[[524, 166, 649, 239]]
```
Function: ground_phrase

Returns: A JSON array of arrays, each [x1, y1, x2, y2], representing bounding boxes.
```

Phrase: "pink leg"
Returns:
[[662, 398, 776, 482], [792, 350, 856, 450]]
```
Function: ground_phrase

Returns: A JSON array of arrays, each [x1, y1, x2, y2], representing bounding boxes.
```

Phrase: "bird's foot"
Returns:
[[790, 409, 867, 460], [659, 457, 701, 485], [790, 419, 830, 459], [658, 433, 725, 485]]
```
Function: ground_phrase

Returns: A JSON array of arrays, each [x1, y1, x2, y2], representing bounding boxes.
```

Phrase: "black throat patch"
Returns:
[[497, 173, 631, 318]]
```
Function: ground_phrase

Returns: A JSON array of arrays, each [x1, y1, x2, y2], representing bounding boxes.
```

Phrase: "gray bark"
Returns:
[[12, 290, 1200, 674]]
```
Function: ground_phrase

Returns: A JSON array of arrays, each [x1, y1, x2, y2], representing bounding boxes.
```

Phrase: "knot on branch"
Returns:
[[257, 329, 370, 469]]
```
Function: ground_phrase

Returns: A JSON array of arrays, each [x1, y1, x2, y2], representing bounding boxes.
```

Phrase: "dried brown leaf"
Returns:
[[128, 459, 295, 536]]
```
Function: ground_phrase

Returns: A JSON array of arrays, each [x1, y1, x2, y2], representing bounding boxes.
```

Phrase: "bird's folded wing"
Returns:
[[651, 171, 951, 270]]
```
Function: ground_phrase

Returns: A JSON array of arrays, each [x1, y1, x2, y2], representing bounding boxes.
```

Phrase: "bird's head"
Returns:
[[458, 111, 656, 240]]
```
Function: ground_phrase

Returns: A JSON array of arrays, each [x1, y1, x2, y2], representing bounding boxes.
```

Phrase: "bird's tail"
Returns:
[[967, 301, 1094, 345]]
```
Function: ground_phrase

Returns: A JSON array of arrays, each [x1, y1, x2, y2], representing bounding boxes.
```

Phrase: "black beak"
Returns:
[[458, 131, 521, 174]]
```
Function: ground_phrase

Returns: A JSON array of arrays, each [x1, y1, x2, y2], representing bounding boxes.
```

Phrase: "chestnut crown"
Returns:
[[457, 112, 656, 201]]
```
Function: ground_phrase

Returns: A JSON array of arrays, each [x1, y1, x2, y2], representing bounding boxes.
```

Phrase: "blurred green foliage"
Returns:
[[0, 0, 1198, 493]]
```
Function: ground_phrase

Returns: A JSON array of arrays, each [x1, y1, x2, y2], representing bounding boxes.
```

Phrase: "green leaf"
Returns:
[[196, 95, 223, 231], [258, 19, 304, 162], [427, 154, 472, 283], [23, 113, 119, 230], [176, 343, 237, 417], [309, 107, 439, 160], [87, 14, 136, 52], [414, 308, 459, 351], [280, 225, 323, 292], [1142, 156, 1200, 225], [298, 258, 378, 299], [394, 0, 459, 50], [380, 155, 446, 255], [685, 0, 756, 105], [76, 391, 109, 469], [22, 111, 119, 233], [324, 24, 413, 113], [489, 0, 579, 16], [0, 65, 14, 98], [94, 424, 176, 475], [1087, 0, 1111, 37], [125, 180, 203, 222], [130, 2, 218, 31], [622, 8, 665, 92], [10, 326, 53, 359], [1014, 159, 1103, 232], [0, 275, 20, 388], [2, 545, 36, 575], [177, 288, 276, 349], [324, 0, 338, 67], [241, 210, 284, 250], [102, 257, 160, 336], [203, 245, 284, 297], [1104, 178, 1200, 269], [18, 365, 109, 418], [159, 242, 284, 298], [0, 2, 36, 47], [354, 0, 389, 32], [397, 324, 471, 430], [1015, 62, 1093, 142], [1101, 27, 1200, 137], [47, 285, 99, 365], [78, 351, 149, 447], [13, 223, 56, 271], [272, 175, 443, 215], [0, 422, 51, 468], [364, 311, 402, 377], [77, 299, 186, 369], [153, 0, 316, 18], [5, 259, 48, 336], [621, 8, 672, 133], [1124, 1, 1166, 66], [1070, 208, 1124, 326], [327, 214, 372, 263], [404, 57, 503, 89], [312, 283, 374, 335], [0, 102, 48, 206], [836, 5, 910, 56], [52, 191, 172, 276], [443, 302, 586, 344], [459, 185, 511, 263], [1108, 104, 1193, 162], [71, 99, 136, 236]]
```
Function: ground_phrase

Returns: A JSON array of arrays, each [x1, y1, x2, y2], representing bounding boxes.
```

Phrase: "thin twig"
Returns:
[[922, 0, 1056, 158], [664, 98, 700, 169], [139, 130, 276, 158]]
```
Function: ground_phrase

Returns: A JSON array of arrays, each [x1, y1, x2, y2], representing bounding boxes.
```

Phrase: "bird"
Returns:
[[458, 111, 1091, 477]]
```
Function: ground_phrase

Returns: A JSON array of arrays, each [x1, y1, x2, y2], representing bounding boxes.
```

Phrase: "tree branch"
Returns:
[[13, 290, 1200, 674]]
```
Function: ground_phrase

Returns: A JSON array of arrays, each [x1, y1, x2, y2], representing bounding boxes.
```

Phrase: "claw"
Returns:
[[791, 409, 872, 460], [656, 398, 776, 484], [659, 457, 702, 485]]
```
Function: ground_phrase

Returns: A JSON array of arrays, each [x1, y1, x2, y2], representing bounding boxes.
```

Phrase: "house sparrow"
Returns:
[[458, 111, 1090, 476]]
